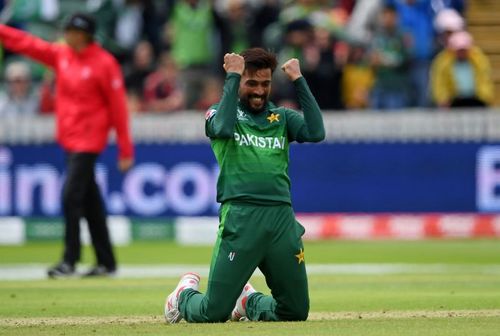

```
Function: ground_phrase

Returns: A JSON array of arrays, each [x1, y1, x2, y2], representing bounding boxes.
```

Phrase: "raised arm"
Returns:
[[0, 24, 58, 68], [205, 53, 244, 138], [282, 59, 325, 143]]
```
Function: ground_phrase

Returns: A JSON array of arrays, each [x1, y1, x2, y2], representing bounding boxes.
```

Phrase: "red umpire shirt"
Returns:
[[0, 25, 134, 160]]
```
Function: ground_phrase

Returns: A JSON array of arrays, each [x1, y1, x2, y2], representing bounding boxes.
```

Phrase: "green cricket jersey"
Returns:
[[205, 73, 325, 205]]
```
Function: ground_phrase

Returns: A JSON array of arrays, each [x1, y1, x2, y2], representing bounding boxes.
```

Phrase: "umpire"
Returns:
[[0, 13, 135, 277]]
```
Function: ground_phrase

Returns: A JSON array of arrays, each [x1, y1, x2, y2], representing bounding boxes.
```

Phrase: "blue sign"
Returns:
[[290, 143, 482, 213], [1, 142, 500, 217]]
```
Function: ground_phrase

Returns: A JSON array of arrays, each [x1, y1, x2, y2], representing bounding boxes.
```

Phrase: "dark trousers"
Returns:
[[450, 96, 487, 108], [62, 152, 116, 270], [180, 203, 309, 322]]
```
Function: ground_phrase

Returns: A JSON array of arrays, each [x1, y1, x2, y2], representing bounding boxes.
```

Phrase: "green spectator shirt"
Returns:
[[205, 73, 325, 205], [171, 0, 214, 68]]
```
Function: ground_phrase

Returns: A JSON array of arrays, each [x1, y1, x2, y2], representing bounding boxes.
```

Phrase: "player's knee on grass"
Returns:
[[276, 304, 309, 321], [203, 297, 235, 323], [204, 308, 233, 323]]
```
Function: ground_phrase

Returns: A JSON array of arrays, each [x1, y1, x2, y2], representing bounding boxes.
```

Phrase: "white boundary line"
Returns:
[[1, 263, 500, 281]]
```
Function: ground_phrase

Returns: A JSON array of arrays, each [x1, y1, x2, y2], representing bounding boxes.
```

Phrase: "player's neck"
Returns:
[[240, 101, 267, 115], [71, 41, 91, 53]]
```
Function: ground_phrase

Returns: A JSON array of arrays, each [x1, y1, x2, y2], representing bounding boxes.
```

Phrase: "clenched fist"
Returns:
[[223, 53, 245, 75], [281, 58, 303, 81], [118, 158, 134, 172]]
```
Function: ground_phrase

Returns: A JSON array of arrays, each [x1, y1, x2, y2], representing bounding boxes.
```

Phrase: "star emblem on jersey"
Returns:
[[267, 113, 280, 123], [295, 248, 305, 264]]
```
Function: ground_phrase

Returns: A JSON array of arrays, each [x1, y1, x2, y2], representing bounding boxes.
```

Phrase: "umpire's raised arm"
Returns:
[[282, 58, 325, 143], [0, 24, 59, 68], [205, 53, 245, 139]]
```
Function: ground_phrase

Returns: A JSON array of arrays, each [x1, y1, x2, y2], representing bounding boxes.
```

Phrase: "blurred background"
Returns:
[[1, 0, 500, 246]]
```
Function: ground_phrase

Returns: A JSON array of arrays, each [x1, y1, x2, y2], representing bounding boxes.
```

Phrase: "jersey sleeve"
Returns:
[[102, 56, 134, 160], [205, 72, 240, 139], [0, 24, 58, 68], [285, 77, 325, 143], [285, 109, 307, 142]]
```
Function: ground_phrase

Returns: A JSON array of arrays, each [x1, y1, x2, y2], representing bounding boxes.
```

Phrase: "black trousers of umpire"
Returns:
[[62, 152, 116, 270]]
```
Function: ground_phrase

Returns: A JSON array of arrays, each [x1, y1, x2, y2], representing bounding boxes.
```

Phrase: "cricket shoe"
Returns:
[[82, 265, 117, 278], [47, 261, 75, 279], [231, 283, 256, 321], [164, 273, 200, 323]]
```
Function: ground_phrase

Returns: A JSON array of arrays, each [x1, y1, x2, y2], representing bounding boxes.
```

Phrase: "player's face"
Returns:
[[239, 68, 272, 113], [64, 30, 90, 50]]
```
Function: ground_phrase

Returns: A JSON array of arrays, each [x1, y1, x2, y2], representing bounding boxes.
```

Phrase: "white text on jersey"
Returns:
[[234, 132, 286, 150]]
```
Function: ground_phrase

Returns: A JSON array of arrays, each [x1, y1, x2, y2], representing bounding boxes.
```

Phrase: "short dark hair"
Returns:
[[285, 19, 313, 34], [240, 48, 278, 74], [383, 4, 397, 13]]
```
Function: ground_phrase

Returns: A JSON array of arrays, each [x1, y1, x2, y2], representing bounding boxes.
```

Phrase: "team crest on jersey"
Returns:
[[237, 108, 248, 121], [295, 248, 305, 264], [205, 108, 217, 120], [267, 113, 280, 123]]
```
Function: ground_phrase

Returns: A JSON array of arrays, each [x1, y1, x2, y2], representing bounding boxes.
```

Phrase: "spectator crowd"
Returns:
[[0, 0, 494, 116]]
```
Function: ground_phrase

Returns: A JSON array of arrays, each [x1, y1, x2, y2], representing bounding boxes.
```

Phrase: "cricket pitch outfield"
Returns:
[[0, 240, 499, 335]]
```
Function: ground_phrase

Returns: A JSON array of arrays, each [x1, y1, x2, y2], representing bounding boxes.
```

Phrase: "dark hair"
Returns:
[[285, 19, 313, 34], [240, 48, 278, 74], [383, 4, 397, 13]]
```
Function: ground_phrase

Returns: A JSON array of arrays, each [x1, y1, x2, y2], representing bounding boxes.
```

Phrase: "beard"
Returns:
[[240, 94, 268, 114]]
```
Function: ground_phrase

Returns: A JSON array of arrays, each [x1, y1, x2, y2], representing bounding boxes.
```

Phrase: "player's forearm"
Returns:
[[210, 73, 240, 138], [294, 77, 325, 142], [112, 105, 134, 160]]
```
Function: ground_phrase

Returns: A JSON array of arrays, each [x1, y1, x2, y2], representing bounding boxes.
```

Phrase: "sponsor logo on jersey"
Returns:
[[237, 108, 249, 121], [111, 78, 122, 89], [234, 132, 286, 150], [81, 66, 92, 79], [60, 59, 69, 70], [205, 108, 217, 120]]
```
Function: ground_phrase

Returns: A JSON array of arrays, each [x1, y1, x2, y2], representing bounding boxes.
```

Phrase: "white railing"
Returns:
[[1, 108, 500, 144]]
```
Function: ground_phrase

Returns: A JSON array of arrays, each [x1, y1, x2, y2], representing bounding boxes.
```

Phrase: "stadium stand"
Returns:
[[466, 0, 500, 105]]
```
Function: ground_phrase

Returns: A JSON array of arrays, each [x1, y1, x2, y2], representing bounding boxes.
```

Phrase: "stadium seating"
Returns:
[[467, 0, 500, 105]]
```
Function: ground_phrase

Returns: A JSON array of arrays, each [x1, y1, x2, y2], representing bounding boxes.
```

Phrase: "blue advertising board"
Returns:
[[1, 142, 500, 217], [290, 143, 481, 213]]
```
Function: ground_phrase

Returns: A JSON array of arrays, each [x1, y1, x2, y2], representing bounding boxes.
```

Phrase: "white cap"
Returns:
[[434, 8, 465, 33], [5, 61, 31, 80]]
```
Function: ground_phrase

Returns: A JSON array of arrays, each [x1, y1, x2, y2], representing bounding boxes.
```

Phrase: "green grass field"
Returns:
[[1, 240, 500, 335]]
